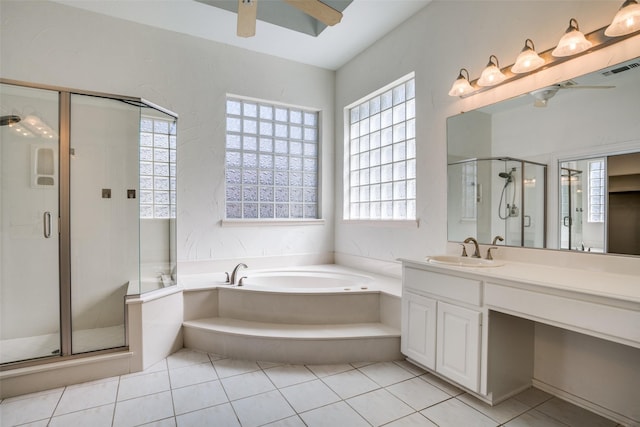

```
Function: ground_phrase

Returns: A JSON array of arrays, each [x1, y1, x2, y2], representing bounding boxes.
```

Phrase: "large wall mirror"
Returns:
[[447, 56, 640, 256]]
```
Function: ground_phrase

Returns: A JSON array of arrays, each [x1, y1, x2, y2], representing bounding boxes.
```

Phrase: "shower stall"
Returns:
[[0, 80, 177, 367], [448, 157, 547, 248]]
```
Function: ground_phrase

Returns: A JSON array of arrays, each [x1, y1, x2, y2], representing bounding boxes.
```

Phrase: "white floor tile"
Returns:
[[504, 409, 570, 427], [54, 379, 118, 415], [262, 415, 307, 427], [420, 397, 497, 427], [169, 361, 218, 389], [122, 359, 168, 379], [13, 421, 50, 427], [393, 360, 427, 376], [0, 389, 62, 426], [321, 368, 380, 399], [419, 373, 464, 396], [513, 387, 553, 408], [264, 364, 316, 388], [279, 379, 341, 413], [347, 388, 414, 426], [49, 403, 114, 427], [384, 412, 438, 427], [220, 370, 276, 401], [359, 361, 415, 387], [112, 391, 174, 427], [306, 363, 353, 378], [212, 358, 261, 378], [139, 417, 177, 427], [386, 377, 451, 410], [167, 349, 212, 370], [258, 360, 284, 369], [207, 352, 226, 362], [176, 402, 240, 427], [172, 380, 228, 415], [117, 371, 170, 401], [300, 401, 370, 427], [231, 390, 295, 427], [536, 398, 617, 427], [350, 361, 375, 368], [458, 393, 530, 424]]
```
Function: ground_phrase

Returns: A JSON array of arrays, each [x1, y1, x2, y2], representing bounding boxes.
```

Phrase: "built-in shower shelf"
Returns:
[[183, 317, 401, 364]]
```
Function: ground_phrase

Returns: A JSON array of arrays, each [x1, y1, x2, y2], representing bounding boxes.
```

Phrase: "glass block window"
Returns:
[[461, 161, 477, 220], [345, 75, 416, 220], [140, 117, 177, 219], [225, 97, 319, 219], [588, 159, 605, 223]]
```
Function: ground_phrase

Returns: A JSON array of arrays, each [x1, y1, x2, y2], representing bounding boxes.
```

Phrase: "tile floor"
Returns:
[[0, 348, 621, 427]]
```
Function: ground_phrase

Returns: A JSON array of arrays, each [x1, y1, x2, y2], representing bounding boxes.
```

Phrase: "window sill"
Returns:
[[340, 219, 420, 228], [221, 219, 325, 227]]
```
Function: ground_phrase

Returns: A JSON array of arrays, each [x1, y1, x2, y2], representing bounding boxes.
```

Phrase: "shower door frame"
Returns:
[[0, 78, 177, 370]]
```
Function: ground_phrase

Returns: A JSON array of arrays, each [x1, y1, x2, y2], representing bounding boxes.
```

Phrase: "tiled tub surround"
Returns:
[[0, 348, 624, 427], [181, 265, 403, 364], [400, 254, 640, 426]]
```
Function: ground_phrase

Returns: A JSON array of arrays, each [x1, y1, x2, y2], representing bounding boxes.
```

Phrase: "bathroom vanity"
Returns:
[[400, 256, 640, 423]]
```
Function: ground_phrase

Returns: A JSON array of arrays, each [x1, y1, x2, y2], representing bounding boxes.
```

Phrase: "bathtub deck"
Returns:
[[183, 317, 401, 364], [184, 317, 399, 339]]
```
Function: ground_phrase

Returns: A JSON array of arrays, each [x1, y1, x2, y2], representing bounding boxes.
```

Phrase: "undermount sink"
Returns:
[[427, 255, 504, 268]]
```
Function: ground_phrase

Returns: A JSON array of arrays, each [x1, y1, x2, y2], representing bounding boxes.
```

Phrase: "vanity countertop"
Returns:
[[400, 257, 640, 306]]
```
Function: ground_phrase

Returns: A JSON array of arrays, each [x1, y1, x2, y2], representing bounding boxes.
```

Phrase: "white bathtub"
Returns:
[[238, 270, 373, 291]]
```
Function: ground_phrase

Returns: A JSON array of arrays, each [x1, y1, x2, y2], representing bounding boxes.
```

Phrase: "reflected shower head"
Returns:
[[0, 115, 21, 126], [499, 168, 516, 183]]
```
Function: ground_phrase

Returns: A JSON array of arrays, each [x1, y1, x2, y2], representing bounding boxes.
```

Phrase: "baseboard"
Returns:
[[532, 378, 639, 427]]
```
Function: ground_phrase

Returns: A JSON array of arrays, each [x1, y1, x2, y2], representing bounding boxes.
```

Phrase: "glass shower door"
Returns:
[[69, 94, 139, 354], [560, 166, 583, 250], [0, 83, 61, 363]]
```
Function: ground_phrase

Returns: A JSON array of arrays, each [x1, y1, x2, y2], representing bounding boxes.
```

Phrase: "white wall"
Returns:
[[334, 0, 635, 262], [0, 1, 336, 271], [334, 1, 640, 421]]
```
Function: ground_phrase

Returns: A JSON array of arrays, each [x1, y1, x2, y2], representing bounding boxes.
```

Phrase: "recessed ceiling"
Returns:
[[195, 0, 353, 37], [51, 0, 432, 70]]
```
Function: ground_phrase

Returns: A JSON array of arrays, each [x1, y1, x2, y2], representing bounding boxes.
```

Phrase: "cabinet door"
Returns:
[[401, 292, 437, 369], [436, 301, 481, 392]]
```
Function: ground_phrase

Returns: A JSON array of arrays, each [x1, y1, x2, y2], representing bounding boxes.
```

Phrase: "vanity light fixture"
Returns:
[[605, 0, 640, 37], [448, 68, 474, 96], [477, 55, 506, 86], [511, 39, 545, 74], [448, 8, 640, 98], [552, 18, 593, 57]]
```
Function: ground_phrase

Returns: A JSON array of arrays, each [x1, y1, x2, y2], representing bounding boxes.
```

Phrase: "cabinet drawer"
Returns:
[[404, 267, 482, 306]]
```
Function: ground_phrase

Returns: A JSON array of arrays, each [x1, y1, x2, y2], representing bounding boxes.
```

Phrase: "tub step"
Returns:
[[183, 317, 402, 364]]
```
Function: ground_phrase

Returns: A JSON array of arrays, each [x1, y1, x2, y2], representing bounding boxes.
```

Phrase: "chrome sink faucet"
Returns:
[[463, 237, 481, 258], [229, 263, 248, 285]]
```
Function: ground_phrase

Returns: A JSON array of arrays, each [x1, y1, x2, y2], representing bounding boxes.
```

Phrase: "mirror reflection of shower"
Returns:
[[498, 167, 518, 219]]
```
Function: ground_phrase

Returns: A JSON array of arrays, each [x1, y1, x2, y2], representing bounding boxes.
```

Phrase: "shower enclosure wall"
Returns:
[[0, 80, 177, 367], [448, 157, 546, 248]]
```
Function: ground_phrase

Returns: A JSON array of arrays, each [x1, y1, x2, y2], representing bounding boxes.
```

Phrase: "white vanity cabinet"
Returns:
[[435, 301, 481, 390], [400, 257, 640, 425], [401, 266, 482, 392], [401, 291, 436, 370]]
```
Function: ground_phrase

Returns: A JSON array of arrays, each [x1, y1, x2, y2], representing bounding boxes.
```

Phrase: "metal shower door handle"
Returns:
[[43, 211, 51, 238]]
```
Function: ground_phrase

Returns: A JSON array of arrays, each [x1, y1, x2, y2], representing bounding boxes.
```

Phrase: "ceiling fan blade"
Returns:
[[237, 0, 257, 38], [284, 0, 342, 26], [560, 85, 616, 89]]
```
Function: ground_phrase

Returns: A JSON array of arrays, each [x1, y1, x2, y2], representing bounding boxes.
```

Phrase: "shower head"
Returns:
[[0, 115, 21, 126], [499, 168, 516, 183]]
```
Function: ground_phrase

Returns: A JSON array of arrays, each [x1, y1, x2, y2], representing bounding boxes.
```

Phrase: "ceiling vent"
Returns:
[[602, 61, 640, 77]]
